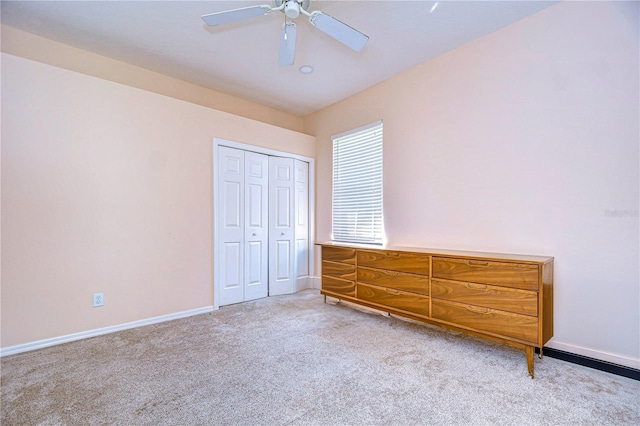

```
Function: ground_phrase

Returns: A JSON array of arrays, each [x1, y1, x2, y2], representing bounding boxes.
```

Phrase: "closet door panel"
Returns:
[[222, 242, 241, 289], [269, 157, 295, 296], [218, 146, 245, 306], [244, 151, 269, 301], [276, 240, 291, 280], [295, 160, 310, 289]]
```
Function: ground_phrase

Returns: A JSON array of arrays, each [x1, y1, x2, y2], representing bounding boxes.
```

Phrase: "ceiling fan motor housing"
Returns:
[[276, 1, 311, 19], [285, 2, 299, 19]]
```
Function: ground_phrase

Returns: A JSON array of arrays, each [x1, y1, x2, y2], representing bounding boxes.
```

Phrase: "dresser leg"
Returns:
[[324, 295, 326, 303], [526, 346, 534, 379], [539, 347, 543, 360]]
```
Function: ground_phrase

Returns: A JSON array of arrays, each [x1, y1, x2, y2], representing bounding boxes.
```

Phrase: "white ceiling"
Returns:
[[1, 1, 556, 116]]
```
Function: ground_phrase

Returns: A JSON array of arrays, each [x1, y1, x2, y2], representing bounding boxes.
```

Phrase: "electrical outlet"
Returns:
[[93, 293, 104, 307]]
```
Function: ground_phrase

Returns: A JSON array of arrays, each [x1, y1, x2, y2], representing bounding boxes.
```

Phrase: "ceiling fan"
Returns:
[[201, 0, 369, 66]]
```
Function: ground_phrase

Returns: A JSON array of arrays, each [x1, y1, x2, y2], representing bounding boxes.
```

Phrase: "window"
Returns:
[[332, 120, 384, 245]]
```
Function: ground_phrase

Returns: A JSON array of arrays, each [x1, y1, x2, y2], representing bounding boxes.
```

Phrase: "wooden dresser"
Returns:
[[319, 243, 554, 378]]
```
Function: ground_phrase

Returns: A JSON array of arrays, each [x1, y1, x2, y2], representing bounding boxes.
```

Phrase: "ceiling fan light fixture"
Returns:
[[285, 1, 300, 19]]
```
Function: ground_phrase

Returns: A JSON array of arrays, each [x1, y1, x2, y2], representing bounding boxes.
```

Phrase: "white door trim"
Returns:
[[213, 138, 315, 310]]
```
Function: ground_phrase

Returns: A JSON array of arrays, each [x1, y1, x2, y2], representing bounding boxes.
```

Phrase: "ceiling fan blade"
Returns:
[[308, 11, 368, 52], [278, 22, 297, 66], [201, 5, 271, 27]]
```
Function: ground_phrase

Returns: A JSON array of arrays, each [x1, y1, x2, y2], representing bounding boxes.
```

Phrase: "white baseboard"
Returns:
[[295, 276, 321, 292], [0, 306, 215, 357], [295, 276, 310, 292], [310, 276, 321, 290], [546, 340, 640, 369]]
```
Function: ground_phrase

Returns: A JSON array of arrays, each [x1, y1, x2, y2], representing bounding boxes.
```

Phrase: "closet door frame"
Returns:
[[212, 138, 315, 310]]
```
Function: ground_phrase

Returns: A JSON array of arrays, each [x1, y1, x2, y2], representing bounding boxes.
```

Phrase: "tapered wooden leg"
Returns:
[[526, 346, 534, 379], [539, 347, 543, 360]]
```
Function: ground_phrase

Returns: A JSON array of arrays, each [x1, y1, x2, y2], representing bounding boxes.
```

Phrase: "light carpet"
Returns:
[[2, 289, 639, 425]]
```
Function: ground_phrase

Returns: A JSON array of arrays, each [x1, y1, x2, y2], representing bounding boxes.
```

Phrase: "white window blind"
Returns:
[[332, 120, 384, 245]]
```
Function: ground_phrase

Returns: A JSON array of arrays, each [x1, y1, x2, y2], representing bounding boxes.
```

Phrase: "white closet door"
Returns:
[[244, 151, 269, 301], [294, 159, 310, 291], [268, 156, 295, 296], [218, 146, 245, 306]]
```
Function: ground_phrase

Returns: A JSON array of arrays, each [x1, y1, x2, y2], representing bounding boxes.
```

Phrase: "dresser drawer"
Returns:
[[322, 276, 355, 297], [357, 283, 429, 317], [431, 278, 538, 317], [322, 246, 356, 264], [358, 266, 429, 295], [432, 257, 539, 291], [322, 261, 356, 281], [432, 299, 538, 344], [357, 250, 430, 275]]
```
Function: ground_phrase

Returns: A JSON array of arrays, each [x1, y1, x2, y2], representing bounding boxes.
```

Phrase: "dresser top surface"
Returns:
[[316, 241, 554, 264]]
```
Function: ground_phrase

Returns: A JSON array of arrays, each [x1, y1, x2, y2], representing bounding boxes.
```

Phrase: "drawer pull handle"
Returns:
[[385, 288, 400, 295], [468, 260, 489, 267], [466, 283, 488, 291], [466, 305, 489, 314], [387, 252, 401, 257]]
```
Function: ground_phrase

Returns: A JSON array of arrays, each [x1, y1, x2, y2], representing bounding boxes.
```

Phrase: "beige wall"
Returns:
[[306, 1, 639, 368], [1, 25, 305, 134], [1, 52, 314, 348]]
